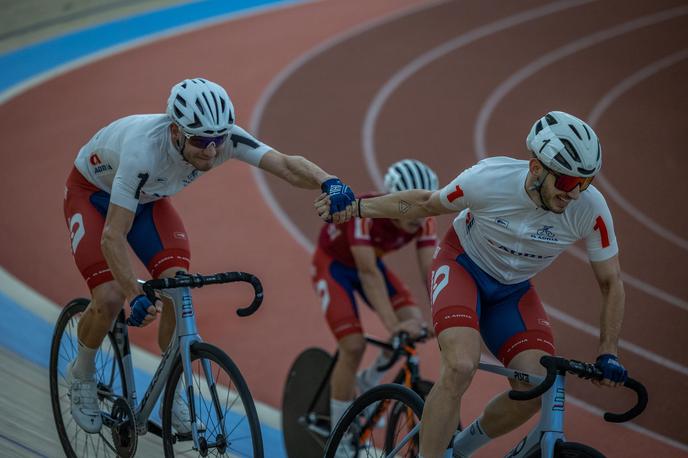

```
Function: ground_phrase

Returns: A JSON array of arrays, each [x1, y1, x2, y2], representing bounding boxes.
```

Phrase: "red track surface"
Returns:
[[1, 0, 686, 456]]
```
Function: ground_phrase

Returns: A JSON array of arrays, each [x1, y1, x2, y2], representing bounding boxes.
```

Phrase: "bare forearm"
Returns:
[[359, 270, 398, 331], [358, 190, 437, 219], [101, 232, 140, 300], [281, 155, 334, 189], [598, 279, 625, 355]]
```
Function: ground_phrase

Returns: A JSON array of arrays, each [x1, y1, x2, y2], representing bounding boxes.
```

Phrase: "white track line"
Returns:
[[566, 245, 688, 312], [473, 5, 688, 249], [544, 302, 688, 377], [362, 0, 593, 189], [587, 49, 688, 251], [250, 0, 453, 254]]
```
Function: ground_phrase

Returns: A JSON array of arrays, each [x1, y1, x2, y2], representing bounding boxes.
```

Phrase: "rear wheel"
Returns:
[[282, 348, 333, 458], [325, 384, 424, 458], [49, 298, 127, 458]]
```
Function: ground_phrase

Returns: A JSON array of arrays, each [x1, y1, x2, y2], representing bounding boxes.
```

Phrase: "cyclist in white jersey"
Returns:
[[316, 111, 628, 458], [63, 78, 356, 434]]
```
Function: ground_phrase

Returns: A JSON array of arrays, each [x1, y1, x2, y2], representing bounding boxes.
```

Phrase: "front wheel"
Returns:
[[324, 384, 424, 458], [528, 440, 606, 458], [162, 342, 263, 457], [553, 441, 605, 458]]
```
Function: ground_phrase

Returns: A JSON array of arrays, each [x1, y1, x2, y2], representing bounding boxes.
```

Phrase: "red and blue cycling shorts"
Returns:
[[63, 168, 191, 290], [430, 229, 555, 367], [311, 248, 415, 341]]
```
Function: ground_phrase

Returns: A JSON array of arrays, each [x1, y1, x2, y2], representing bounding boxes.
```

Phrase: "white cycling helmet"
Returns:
[[526, 111, 601, 177], [384, 159, 439, 193], [167, 78, 235, 136]]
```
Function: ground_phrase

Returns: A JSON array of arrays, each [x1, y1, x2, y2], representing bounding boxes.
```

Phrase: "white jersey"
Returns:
[[439, 157, 618, 284], [74, 114, 271, 212]]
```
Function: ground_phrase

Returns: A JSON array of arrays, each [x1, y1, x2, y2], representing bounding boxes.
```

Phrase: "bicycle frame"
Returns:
[[106, 285, 223, 449]]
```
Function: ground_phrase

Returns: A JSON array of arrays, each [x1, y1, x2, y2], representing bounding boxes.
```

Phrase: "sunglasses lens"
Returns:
[[555, 174, 593, 192], [188, 134, 228, 149]]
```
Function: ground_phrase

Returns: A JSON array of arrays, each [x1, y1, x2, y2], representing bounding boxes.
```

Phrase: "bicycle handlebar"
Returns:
[[508, 356, 647, 423], [142, 271, 264, 317], [374, 330, 429, 372]]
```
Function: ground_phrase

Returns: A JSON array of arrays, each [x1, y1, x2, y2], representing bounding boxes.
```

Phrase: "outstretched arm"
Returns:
[[258, 149, 334, 189], [316, 189, 453, 221]]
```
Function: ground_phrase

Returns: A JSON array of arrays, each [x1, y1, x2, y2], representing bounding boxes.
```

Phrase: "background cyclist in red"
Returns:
[[311, 159, 439, 434]]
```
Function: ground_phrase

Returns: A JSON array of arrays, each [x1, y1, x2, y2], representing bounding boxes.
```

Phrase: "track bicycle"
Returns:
[[49, 271, 265, 457], [324, 355, 648, 458], [281, 332, 437, 458]]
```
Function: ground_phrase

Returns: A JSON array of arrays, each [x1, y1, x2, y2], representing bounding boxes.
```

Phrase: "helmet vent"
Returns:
[[553, 153, 572, 171], [535, 120, 544, 135], [582, 123, 592, 140], [188, 114, 202, 129], [175, 94, 186, 107], [568, 124, 582, 140], [560, 138, 581, 162], [577, 166, 596, 176], [195, 99, 206, 116], [596, 141, 601, 161], [401, 163, 419, 188], [545, 113, 558, 125]]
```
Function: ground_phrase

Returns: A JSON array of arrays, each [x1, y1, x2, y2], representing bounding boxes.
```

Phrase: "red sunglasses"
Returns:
[[182, 131, 228, 149], [543, 164, 594, 192]]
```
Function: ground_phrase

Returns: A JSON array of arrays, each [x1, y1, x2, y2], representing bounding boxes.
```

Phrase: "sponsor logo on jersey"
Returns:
[[495, 217, 509, 229], [89, 153, 113, 174], [155, 177, 167, 183], [183, 169, 200, 186], [487, 238, 554, 259], [531, 224, 558, 242]]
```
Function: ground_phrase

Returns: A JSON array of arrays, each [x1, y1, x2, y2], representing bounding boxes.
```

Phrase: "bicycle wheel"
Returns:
[[49, 298, 128, 458], [282, 347, 333, 458], [162, 342, 263, 457], [325, 384, 425, 458], [528, 440, 606, 458]]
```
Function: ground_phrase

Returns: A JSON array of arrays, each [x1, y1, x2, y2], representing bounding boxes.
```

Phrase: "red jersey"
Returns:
[[317, 215, 438, 267]]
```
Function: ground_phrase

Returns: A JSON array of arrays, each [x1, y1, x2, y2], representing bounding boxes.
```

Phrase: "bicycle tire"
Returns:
[[282, 347, 333, 458], [527, 440, 606, 458], [162, 342, 263, 457], [49, 298, 128, 458], [324, 384, 425, 458], [382, 378, 433, 454]]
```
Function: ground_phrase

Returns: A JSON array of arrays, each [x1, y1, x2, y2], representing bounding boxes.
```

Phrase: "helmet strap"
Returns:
[[529, 169, 553, 212]]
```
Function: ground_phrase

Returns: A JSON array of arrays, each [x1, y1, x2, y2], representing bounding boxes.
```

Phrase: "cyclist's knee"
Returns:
[[442, 358, 479, 386], [338, 334, 366, 362], [91, 282, 125, 320]]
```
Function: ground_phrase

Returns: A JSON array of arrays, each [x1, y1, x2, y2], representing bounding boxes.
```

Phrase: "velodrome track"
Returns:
[[0, 0, 686, 456]]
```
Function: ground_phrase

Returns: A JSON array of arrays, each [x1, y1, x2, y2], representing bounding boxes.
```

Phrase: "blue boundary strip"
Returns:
[[0, 0, 301, 94], [0, 1, 294, 455]]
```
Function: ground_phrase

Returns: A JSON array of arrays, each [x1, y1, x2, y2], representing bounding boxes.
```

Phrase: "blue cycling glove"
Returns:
[[127, 294, 154, 327], [321, 178, 355, 215], [595, 353, 628, 383]]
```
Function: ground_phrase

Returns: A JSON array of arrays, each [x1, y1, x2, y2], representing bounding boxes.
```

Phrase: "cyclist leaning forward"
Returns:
[[312, 159, 440, 431], [63, 77, 356, 435], [316, 111, 630, 458]]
